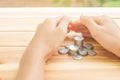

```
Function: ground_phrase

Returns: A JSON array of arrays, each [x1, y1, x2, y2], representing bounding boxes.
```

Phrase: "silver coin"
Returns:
[[88, 50, 96, 56], [83, 43, 94, 50], [69, 44, 79, 51], [69, 44, 79, 56], [73, 52, 83, 60], [58, 48, 69, 54], [78, 48, 88, 56], [74, 35, 84, 43], [65, 43, 73, 49]]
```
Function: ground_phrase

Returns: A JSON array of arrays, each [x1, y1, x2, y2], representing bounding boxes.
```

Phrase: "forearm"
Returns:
[[15, 48, 47, 80], [15, 29, 52, 80]]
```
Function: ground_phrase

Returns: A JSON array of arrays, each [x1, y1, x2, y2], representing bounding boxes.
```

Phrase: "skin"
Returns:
[[15, 15, 120, 80], [71, 15, 120, 57], [70, 20, 92, 38]]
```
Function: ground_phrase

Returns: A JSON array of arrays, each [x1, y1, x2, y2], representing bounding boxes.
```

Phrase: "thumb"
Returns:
[[80, 15, 99, 33]]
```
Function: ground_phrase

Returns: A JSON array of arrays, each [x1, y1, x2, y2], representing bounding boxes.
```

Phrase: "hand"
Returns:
[[80, 15, 120, 57], [69, 20, 92, 38], [15, 16, 70, 80], [27, 16, 70, 60]]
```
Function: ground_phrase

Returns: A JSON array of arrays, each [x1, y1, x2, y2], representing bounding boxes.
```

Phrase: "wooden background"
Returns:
[[0, 8, 120, 80], [0, 0, 53, 7]]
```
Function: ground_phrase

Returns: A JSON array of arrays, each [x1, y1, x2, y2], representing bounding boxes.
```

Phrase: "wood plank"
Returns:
[[0, 32, 34, 47], [0, 8, 120, 18], [0, 38, 118, 64], [0, 17, 43, 32], [1, 70, 120, 80], [0, 47, 25, 64], [0, 55, 120, 80], [1, 69, 120, 80], [0, 18, 119, 32]]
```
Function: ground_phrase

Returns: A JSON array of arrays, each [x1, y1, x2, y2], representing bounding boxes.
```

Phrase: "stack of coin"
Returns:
[[74, 35, 84, 50], [58, 35, 96, 60]]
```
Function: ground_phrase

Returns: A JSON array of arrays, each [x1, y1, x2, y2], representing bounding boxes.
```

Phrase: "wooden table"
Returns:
[[0, 8, 120, 80]]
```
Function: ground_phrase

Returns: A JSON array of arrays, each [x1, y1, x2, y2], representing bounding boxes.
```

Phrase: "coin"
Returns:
[[69, 44, 79, 56], [72, 52, 83, 60], [58, 48, 69, 54], [78, 48, 88, 56], [83, 43, 94, 50], [88, 50, 96, 56], [65, 43, 73, 49]]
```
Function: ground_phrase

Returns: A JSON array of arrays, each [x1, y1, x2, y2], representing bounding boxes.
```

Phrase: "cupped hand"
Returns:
[[28, 16, 70, 60], [80, 15, 120, 57], [69, 20, 92, 38]]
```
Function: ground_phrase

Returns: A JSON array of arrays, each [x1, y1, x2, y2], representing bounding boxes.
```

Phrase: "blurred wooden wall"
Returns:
[[0, 0, 52, 7]]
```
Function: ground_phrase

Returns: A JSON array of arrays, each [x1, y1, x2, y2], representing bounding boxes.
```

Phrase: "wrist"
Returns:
[[27, 34, 54, 61], [27, 43, 52, 60]]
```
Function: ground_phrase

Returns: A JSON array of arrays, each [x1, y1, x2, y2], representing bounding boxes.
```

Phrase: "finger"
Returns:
[[91, 15, 113, 26], [54, 16, 63, 26], [70, 21, 81, 31], [43, 16, 62, 29], [100, 15, 116, 25], [82, 33, 92, 38], [91, 16, 102, 25], [57, 16, 71, 34], [70, 20, 81, 28], [79, 28, 90, 34], [68, 24, 71, 33], [80, 15, 100, 33], [70, 20, 89, 33]]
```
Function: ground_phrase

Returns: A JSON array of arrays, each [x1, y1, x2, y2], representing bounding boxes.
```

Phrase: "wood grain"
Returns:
[[0, 18, 119, 32], [0, 38, 117, 64], [0, 32, 34, 47], [0, 8, 120, 80]]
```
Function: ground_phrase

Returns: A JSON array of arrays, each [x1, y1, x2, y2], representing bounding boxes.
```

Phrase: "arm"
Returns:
[[15, 16, 70, 80]]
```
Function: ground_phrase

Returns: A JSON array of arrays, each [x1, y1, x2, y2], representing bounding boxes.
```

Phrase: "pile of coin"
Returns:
[[58, 35, 96, 60]]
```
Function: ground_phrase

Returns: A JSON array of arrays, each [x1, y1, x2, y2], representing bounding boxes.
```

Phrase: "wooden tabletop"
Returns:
[[0, 8, 120, 80]]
